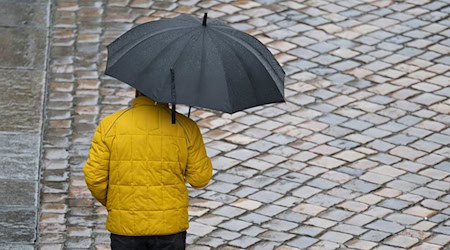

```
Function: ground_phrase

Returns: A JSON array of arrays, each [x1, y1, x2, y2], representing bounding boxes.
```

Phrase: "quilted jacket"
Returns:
[[83, 96, 213, 236]]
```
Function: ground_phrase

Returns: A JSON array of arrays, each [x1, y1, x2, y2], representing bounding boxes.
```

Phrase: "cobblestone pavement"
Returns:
[[38, 0, 450, 249]]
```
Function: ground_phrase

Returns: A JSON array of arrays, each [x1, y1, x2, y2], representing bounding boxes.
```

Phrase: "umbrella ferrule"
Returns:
[[202, 13, 207, 26]]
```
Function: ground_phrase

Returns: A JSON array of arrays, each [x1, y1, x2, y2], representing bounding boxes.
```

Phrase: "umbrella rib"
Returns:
[[213, 29, 284, 96], [214, 26, 285, 76], [194, 29, 206, 106], [210, 32, 258, 111], [137, 30, 200, 78], [108, 26, 195, 68], [204, 30, 234, 112], [171, 30, 202, 68]]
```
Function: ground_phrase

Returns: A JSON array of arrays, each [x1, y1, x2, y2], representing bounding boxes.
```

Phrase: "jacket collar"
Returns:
[[132, 96, 168, 107]]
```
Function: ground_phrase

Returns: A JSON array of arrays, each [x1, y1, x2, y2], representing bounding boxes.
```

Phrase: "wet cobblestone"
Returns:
[[30, 0, 450, 249]]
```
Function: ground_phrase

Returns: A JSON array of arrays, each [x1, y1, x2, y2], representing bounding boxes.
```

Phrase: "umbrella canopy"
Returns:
[[105, 13, 285, 115]]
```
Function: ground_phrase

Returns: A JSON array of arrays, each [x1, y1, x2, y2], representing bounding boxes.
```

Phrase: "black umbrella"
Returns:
[[105, 13, 285, 123]]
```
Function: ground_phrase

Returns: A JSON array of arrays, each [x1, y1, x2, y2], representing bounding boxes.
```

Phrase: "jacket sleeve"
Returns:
[[83, 122, 110, 206], [185, 123, 212, 188]]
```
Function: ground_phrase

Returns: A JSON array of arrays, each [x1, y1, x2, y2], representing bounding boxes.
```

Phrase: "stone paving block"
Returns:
[[210, 229, 241, 241], [0, 27, 47, 69], [385, 235, 419, 248], [214, 173, 245, 184], [263, 167, 289, 178], [0, 1, 49, 27], [410, 242, 441, 250], [207, 181, 239, 194], [0, 207, 36, 243], [259, 231, 295, 242], [0, 70, 46, 132], [219, 219, 252, 231], [360, 230, 391, 242], [307, 194, 344, 208], [0, 133, 41, 180], [273, 196, 298, 208], [360, 172, 392, 184], [346, 239, 378, 250], [332, 223, 367, 236], [422, 199, 448, 211], [346, 214, 376, 227], [292, 186, 321, 199], [212, 156, 240, 171], [281, 172, 312, 184], [367, 220, 404, 233], [307, 177, 338, 190], [241, 226, 266, 237], [404, 206, 437, 218], [343, 179, 379, 193], [374, 188, 401, 198], [378, 199, 411, 210], [338, 201, 369, 212], [231, 198, 262, 211], [225, 149, 259, 161], [265, 180, 301, 194], [304, 217, 338, 229], [308, 156, 346, 169], [0, 180, 36, 207], [196, 236, 225, 248], [412, 187, 445, 199], [292, 203, 326, 216], [385, 213, 422, 225], [321, 170, 353, 184], [320, 231, 353, 244], [286, 236, 318, 249], [309, 240, 340, 250], [212, 206, 246, 218], [242, 175, 276, 189], [239, 213, 271, 225], [255, 205, 287, 217], [229, 236, 260, 249], [194, 215, 227, 227], [261, 219, 298, 232]]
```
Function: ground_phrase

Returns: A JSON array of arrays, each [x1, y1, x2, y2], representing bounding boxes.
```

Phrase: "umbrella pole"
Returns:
[[188, 106, 191, 118], [170, 68, 176, 124], [172, 104, 176, 124]]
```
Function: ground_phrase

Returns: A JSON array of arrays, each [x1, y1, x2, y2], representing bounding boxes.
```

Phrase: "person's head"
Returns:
[[135, 89, 145, 97]]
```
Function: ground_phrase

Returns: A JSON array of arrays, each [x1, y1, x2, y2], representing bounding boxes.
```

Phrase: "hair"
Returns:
[[135, 90, 145, 97]]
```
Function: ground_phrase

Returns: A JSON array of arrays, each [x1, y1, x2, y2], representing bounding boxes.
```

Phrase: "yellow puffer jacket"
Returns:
[[83, 96, 213, 236]]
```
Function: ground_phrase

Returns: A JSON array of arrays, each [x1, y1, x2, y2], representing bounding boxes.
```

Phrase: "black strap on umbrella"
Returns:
[[188, 106, 191, 118], [170, 68, 176, 124]]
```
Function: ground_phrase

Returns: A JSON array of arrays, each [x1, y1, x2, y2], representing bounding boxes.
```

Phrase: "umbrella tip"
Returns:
[[203, 13, 207, 26]]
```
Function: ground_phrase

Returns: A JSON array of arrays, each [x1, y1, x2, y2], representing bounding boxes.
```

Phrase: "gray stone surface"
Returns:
[[0, 208, 36, 243], [0, 70, 45, 132], [0, 2, 48, 28], [0, 133, 40, 179], [0, 0, 50, 247], [0, 27, 47, 69], [0, 180, 36, 206]]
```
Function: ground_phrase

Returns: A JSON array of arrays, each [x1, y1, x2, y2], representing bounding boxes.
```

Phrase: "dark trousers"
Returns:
[[110, 231, 186, 250]]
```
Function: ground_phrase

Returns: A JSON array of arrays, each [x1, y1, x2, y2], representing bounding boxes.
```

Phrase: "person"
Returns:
[[83, 90, 213, 250]]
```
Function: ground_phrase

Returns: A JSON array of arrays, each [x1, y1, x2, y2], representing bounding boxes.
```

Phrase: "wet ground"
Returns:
[[1, 0, 449, 249]]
